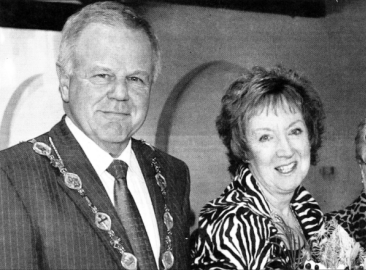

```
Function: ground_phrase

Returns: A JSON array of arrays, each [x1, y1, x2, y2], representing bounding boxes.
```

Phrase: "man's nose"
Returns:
[[108, 79, 129, 100]]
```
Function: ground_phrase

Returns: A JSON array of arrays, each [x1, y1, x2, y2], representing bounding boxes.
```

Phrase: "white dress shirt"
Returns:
[[65, 117, 161, 267]]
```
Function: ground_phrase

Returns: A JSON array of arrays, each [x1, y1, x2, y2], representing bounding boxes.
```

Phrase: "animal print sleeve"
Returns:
[[190, 208, 273, 270], [325, 191, 366, 248]]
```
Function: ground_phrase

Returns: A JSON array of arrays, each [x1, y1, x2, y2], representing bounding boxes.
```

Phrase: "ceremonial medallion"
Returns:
[[95, 212, 112, 231], [31, 139, 176, 270], [121, 252, 138, 270], [151, 157, 175, 270], [163, 212, 174, 231], [155, 173, 167, 191], [64, 172, 82, 190], [33, 142, 52, 156], [162, 250, 174, 270]]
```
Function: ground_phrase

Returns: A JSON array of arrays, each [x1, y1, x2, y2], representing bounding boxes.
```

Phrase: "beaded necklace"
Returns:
[[30, 137, 174, 270], [255, 179, 305, 250]]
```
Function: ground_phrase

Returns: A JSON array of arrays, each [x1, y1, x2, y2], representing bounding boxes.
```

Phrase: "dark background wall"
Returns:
[[1, 0, 365, 230], [141, 0, 366, 228]]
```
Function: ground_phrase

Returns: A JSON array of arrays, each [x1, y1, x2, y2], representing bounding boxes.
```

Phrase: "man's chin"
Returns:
[[94, 134, 131, 156], [100, 134, 130, 144]]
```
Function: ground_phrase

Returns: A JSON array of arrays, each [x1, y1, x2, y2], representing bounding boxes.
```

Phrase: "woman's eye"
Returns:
[[291, 128, 303, 135], [259, 135, 270, 142]]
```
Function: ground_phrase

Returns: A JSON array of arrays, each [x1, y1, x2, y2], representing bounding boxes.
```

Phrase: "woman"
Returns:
[[191, 66, 325, 269], [325, 118, 366, 249]]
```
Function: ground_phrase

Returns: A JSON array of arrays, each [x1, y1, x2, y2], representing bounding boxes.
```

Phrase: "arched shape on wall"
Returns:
[[0, 74, 42, 150], [155, 60, 246, 151]]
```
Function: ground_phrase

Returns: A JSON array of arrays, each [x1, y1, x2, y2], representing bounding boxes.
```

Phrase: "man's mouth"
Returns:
[[103, 111, 130, 116]]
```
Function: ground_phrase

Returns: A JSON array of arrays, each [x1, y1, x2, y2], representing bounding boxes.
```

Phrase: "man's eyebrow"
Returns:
[[89, 66, 113, 72], [130, 70, 151, 76]]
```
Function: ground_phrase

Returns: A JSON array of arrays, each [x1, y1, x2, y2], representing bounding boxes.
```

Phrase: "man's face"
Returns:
[[59, 23, 154, 156]]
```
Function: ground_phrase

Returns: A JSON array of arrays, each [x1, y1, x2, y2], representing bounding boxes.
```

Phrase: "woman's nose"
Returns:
[[276, 136, 294, 157]]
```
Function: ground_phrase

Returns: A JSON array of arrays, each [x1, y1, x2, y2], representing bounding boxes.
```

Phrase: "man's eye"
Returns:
[[96, 74, 109, 79], [128, 76, 146, 84], [90, 74, 112, 85]]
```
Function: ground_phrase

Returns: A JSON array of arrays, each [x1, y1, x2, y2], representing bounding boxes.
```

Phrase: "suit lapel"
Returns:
[[132, 139, 165, 264], [47, 118, 134, 267]]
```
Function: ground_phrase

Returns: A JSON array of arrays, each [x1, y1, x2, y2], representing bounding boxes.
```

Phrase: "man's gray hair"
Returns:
[[57, 1, 161, 82]]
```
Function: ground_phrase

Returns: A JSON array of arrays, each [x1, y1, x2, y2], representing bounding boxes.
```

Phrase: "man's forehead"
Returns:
[[83, 22, 143, 36]]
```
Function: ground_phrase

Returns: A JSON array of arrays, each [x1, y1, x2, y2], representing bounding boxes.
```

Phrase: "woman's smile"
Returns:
[[275, 161, 297, 174]]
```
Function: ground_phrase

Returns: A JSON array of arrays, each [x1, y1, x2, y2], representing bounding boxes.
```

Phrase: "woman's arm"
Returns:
[[325, 191, 366, 248]]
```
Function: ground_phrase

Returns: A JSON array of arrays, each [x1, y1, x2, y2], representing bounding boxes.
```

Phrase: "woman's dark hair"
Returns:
[[216, 65, 325, 175]]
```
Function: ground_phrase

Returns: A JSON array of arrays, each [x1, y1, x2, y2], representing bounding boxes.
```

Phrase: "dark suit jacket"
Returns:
[[0, 118, 191, 270]]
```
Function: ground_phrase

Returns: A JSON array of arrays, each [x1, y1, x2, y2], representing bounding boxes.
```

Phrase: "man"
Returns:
[[0, 2, 191, 270]]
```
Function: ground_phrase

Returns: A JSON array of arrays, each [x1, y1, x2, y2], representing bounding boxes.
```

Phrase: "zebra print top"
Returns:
[[191, 165, 324, 270]]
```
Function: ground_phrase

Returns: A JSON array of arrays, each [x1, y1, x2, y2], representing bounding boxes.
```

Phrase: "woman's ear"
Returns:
[[243, 150, 252, 164], [56, 63, 70, 103], [358, 163, 366, 191]]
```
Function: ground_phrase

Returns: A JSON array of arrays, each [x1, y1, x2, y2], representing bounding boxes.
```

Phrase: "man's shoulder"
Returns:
[[132, 138, 188, 168], [0, 132, 50, 167], [0, 118, 65, 164], [153, 146, 187, 167]]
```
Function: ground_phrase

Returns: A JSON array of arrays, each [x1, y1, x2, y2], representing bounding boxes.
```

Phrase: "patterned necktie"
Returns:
[[107, 160, 157, 270]]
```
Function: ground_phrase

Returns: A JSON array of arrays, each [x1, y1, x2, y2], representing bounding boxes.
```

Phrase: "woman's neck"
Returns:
[[255, 181, 305, 249]]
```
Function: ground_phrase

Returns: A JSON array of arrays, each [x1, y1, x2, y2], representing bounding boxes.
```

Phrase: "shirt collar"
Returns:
[[65, 116, 132, 175], [236, 165, 324, 239]]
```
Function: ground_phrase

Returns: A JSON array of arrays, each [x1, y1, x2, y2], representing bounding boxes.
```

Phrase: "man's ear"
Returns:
[[56, 63, 70, 103]]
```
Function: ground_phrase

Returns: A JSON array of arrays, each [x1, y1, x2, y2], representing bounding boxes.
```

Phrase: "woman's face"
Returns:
[[357, 144, 366, 190], [246, 103, 311, 196]]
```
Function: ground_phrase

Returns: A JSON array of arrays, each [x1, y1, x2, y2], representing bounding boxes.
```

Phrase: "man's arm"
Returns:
[[0, 166, 40, 269]]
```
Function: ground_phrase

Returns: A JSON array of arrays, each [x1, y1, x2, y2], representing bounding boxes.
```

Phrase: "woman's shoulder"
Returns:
[[191, 189, 273, 270], [198, 170, 272, 228], [198, 187, 270, 230], [325, 190, 366, 219], [324, 190, 366, 248]]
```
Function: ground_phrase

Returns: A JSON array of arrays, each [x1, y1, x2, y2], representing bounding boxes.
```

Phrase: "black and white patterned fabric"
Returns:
[[191, 165, 324, 270], [325, 191, 366, 249]]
